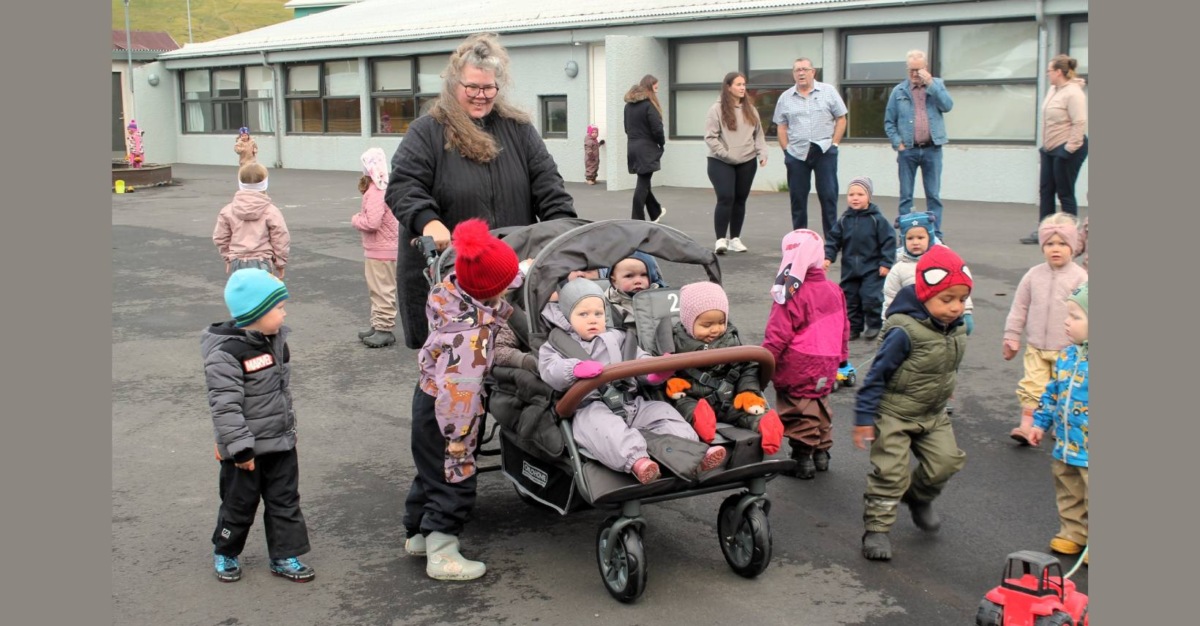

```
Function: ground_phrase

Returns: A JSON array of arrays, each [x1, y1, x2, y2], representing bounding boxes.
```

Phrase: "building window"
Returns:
[[541, 96, 568, 138], [181, 67, 275, 134], [938, 21, 1038, 141], [670, 33, 823, 139], [371, 58, 414, 134], [841, 29, 932, 140], [417, 54, 450, 116], [286, 61, 362, 134], [840, 21, 1038, 142], [1062, 16, 1088, 77]]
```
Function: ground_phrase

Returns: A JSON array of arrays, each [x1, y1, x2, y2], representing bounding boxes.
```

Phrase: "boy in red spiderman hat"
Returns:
[[851, 244, 973, 561]]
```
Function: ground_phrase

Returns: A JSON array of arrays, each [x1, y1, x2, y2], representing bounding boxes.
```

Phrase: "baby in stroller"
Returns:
[[538, 278, 727, 484], [663, 281, 785, 455]]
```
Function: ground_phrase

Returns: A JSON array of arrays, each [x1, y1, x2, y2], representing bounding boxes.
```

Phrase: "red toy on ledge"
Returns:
[[976, 550, 1088, 626]]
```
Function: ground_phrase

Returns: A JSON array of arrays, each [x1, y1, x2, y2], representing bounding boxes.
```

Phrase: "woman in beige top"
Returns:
[[1021, 55, 1088, 244], [705, 72, 768, 254]]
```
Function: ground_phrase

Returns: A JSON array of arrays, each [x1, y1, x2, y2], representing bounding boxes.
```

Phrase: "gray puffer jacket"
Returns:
[[201, 321, 296, 462]]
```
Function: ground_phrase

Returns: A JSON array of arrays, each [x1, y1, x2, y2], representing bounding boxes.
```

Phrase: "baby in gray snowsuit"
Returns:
[[539, 279, 727, 484]]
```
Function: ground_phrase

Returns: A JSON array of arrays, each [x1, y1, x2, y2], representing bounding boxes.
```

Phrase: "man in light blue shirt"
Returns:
[[884, 50, 953, 240], [773, 58, 847, 240]]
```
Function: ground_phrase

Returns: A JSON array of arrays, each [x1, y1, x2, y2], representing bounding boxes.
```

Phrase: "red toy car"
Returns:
[[976, 550, 1089, 626]]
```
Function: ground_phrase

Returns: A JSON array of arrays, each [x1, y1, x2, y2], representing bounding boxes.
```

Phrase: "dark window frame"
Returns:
[[180, 67, 275, 135], [840, 18, 1040, 145], [1060, 15, 1089, 80], [540, 95, 569, 138], [284, 61, 362, 135], [370, 57, 416, 136], [668, 32, 824, 140]]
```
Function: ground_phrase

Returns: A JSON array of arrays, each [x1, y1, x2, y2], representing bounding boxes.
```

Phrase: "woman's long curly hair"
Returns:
[[719, 72, 759, 131], [428, 33, 530, 163]]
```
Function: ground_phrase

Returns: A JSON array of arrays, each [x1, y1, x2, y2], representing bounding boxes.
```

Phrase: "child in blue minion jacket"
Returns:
[[1028, 282, 1089, 564]]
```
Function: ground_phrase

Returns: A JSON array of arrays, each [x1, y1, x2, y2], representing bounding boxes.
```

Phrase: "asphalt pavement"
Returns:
[[112, 164, 1088, 625]]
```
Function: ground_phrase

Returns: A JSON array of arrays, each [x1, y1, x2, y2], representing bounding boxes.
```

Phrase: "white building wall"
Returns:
[[144, 0, 1089, 205], [131, 62, 179, 165]]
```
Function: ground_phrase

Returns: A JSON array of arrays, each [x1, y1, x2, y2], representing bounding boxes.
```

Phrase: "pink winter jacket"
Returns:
[[1004, 262, 1088, 351], [213, 190, 290, 270], [351, 185, 399, 261], [762, 266, 850, 398]]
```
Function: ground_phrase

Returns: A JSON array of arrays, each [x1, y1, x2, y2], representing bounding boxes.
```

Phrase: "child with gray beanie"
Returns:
[[538, 278, 727, 484], [823, 176, 896, 340]]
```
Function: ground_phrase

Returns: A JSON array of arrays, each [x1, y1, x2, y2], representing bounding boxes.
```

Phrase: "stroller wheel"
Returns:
[[846, 372, 857, 387], [596, 516, 647, 603], [717, 494, 772, 578]]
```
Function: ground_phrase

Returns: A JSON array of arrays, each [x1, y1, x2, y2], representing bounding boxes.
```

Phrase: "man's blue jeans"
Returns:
[[896, 145, 944, 240], [784, 146, 839, 241]]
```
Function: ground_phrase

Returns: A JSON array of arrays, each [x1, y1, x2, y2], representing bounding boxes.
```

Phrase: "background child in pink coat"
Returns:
[[1003, 213, 1087, 444], [584, 125, 605, 185], [213, 163, 290, 277], [763, 229, 850, 479], [351, 148, 401, 348]]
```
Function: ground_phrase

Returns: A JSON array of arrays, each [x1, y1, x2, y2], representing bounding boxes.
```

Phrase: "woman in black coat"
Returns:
[[386, 33, 577, 349], [624, 75, 666, 222]]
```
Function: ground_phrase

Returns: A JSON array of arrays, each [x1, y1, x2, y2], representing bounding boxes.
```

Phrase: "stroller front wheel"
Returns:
[[596, 516, 647, 603], [718, 493, 772, 578]]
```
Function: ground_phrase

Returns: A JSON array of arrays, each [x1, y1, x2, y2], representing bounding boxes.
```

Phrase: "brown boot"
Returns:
[[1010, 407, 1037, 446]]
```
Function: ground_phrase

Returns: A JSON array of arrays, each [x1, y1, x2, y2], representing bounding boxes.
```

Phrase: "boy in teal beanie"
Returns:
[[201, 269, 314, 583]]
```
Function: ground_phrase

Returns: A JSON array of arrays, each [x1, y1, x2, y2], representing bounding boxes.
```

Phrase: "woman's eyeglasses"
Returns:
[[459, 82, 499, 98]]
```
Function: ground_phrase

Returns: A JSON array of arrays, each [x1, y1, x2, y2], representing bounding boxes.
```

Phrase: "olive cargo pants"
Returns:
[[862, 411, 966, 533]]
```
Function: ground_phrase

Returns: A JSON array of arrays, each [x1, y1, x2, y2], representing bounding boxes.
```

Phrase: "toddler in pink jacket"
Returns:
[[213, 163, 290, 277], [1003, 213, 1087, 445], [762, 229, 850, 479], [351, 148, 401, 348]]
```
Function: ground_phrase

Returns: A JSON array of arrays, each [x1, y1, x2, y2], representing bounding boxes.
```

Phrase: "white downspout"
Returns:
[[1035, 0, 1047, 148], [262, 51, 283, 168]]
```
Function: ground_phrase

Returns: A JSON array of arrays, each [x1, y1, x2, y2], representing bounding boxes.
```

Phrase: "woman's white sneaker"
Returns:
[[715, 238, 728, 254], [727, 237, 748, 253]]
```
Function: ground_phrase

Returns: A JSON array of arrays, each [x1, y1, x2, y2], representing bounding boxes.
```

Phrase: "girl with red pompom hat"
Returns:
[[403, 218, 522, 581]]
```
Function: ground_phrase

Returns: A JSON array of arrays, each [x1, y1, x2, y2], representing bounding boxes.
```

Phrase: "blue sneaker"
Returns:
[[269, 556, 315, 582], [214, 553, 242, 582]]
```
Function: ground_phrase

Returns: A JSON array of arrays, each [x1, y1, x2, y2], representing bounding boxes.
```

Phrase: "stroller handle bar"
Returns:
[[554, 346, 776, 419]]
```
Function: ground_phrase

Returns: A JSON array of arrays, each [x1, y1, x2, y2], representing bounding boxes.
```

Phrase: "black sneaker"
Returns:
[[1019, 230, 1039, 245], [864, 327, 880, 340], [214, 553, 242, 582], [813, 450, 830, 472], [270, 556, 315, 582], [849, 331, 862, 341]]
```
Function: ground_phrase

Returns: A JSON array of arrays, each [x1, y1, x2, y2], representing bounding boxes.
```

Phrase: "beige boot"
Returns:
[[1010, 407, 1037, 446], [425, 531, 486, 581]]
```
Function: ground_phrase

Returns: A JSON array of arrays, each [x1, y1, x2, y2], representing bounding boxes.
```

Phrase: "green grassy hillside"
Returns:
[[112, 0, 292, 45]]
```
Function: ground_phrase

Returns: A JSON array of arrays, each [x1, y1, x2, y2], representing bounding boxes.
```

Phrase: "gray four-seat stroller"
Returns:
[[417, 218, 795, 602]]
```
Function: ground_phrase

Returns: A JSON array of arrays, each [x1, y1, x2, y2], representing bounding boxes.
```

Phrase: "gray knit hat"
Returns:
[[558, 278, 606, 317], [849, 175, 873, 198]]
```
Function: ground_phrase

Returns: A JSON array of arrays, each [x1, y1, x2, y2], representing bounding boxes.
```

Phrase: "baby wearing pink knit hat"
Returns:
[[665, 282, 784, 455]]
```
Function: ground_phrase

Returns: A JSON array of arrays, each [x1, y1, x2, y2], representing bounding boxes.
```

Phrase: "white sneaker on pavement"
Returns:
[[727, 237, 748, 252], [653, 207, 668, 223], [715, 238, 728, 254]]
